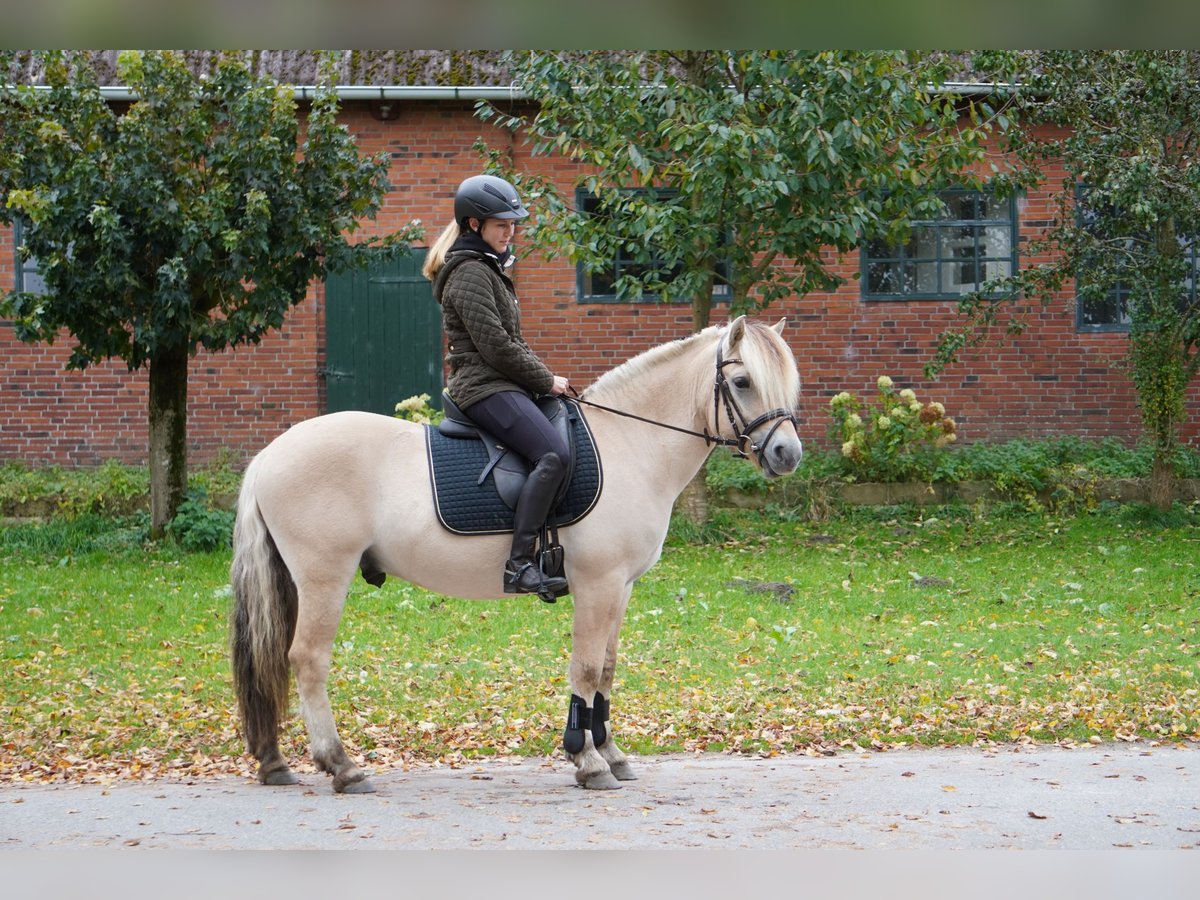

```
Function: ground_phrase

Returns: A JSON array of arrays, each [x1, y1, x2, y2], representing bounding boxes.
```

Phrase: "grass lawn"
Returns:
[[1, 503, 1198, 783]]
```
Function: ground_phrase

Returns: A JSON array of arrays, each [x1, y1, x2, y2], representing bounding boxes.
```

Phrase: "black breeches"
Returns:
[[464, 390, 569, 476]]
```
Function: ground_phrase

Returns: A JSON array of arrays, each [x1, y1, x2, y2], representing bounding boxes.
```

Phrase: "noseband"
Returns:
[[709, 344, 798, 467]]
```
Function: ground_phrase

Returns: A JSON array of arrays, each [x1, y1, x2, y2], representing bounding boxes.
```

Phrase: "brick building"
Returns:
[[3, 53, 1198, 468]]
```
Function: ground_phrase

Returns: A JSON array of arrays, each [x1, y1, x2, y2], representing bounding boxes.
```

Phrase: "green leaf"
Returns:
[[489, 50, 1003, 330]]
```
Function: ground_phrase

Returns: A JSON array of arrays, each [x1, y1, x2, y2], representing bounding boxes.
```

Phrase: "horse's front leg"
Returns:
[[594, 624, 637, 782], [564, 582, 631, 790]]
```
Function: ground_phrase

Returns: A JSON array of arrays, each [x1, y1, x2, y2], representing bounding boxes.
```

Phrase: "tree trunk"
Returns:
[[148, 343, 189, 537], [675, 465, 711, 524], [1149, 448, 1175, 511], [691, 291, 713, 334], [676, 280, 719, 524]]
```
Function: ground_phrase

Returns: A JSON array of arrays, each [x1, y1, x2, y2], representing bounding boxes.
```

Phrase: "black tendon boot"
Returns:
[[505, 453, 569, 597]]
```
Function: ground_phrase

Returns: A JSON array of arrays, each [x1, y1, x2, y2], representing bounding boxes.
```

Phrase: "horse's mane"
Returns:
[[584, 321, 799, 413], [584, 328, 714, 403]]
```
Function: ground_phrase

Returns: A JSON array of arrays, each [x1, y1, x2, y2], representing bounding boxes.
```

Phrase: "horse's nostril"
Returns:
[[771, 441, 802, 469]]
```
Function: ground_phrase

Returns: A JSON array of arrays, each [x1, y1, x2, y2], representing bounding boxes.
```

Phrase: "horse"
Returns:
[[230, 315, 803, 793]]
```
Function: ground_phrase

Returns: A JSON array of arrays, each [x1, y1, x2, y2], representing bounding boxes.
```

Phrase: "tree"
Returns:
[[478, 51, 1004, 518], [929, 51, 1200, 509], [480, 51, 1001, 330], [0, 50, 420, 534]]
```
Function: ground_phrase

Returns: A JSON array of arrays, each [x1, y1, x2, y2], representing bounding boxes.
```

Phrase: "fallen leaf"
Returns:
[[1028, 811, 1048, 820]]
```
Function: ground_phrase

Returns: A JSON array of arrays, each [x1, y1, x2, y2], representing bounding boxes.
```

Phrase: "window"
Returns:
[[1075, 192, 1199, 331], [12, 218, 46, 295], [1076, 277, 1133, 331], [576, 189, 731, 303], [862, 189, 1017, 300], [1077, 244, 1199, 331]]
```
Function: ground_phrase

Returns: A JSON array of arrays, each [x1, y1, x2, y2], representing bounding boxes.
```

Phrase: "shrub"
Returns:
[[166, 487, 235, 551], [945, 437, 1152, 512], [828, 377, 957, 482], [395, 393, 444, 426], [0, 460, 147, 517], [0, 462, 60, 507], [189, 447, 243, 498], [59, 459, 149, 517]]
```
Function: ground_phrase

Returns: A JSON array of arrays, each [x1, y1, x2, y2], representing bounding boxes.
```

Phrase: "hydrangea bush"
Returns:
[[394, 393, 444, 426], [828, 376, 957, 482]]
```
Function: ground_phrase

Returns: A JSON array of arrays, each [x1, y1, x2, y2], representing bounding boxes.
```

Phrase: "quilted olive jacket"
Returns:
[[433, 250, 555, 410]]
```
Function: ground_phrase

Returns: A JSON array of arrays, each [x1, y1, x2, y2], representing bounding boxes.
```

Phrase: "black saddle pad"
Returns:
[[425, 404, 603, 535]]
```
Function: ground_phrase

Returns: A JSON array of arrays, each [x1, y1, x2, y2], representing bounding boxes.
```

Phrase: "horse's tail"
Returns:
[[229, 455, 297, 763]]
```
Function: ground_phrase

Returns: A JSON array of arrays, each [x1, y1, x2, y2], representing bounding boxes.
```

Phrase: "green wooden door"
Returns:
[[323, 249, 442, 415]]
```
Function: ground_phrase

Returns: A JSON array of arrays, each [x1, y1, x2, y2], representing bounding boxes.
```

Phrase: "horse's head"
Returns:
[[715, 316, 803, 478]]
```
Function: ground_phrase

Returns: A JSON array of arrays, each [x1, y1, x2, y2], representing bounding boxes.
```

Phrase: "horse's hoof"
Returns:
[[582, 771, 623, 791], [260, 768, 299, 786], [609, 760, 638, 781], [334, 772, 376, 794], [340, 778, 377, 794]]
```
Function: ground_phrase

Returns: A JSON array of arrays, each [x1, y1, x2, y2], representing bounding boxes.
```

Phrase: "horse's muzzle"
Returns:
[[761, 436, 803, 479]]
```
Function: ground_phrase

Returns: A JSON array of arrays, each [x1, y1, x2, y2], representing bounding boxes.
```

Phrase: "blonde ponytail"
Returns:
[[422, 220, 461, 281]]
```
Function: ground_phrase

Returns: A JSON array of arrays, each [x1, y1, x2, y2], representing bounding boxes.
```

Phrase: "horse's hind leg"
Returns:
[[289, 571, 374, 794]]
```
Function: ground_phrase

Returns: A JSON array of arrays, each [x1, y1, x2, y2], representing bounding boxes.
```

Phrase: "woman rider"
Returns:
[[423, 174, 571, 597]]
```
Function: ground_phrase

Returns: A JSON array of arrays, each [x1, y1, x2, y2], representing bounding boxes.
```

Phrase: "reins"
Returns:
[[567, 340, 798, 466], [567, 391, 741, 451]]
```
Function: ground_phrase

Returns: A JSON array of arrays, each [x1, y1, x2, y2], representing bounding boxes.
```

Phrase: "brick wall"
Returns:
[[2, 101, 1198, 468]]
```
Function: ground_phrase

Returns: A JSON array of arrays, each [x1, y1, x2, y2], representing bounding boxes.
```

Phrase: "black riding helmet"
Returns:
[[454, 174, 529, 229]]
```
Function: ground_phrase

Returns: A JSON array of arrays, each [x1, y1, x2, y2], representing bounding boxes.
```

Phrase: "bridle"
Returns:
[[710, 343, 798, 466], [569, 342, 798, 468]]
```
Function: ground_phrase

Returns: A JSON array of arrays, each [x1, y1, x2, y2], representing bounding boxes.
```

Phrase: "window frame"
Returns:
[[574, 188, 733, 305], [860, 187, 1019, 302], [1074, 277, 1134, 333], [12, 217, 46, 295]]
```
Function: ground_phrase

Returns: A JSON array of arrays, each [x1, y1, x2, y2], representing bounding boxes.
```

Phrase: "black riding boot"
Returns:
[[504, 453, 569, 596]]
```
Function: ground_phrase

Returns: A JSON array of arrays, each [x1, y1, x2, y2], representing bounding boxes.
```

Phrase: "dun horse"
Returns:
[[230, 316, 802, 792]]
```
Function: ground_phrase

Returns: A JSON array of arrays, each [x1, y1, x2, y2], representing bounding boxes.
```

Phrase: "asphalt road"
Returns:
[[3, 743, 1199, 850]]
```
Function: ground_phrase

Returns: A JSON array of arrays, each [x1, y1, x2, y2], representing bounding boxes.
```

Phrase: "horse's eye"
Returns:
[[733, 376, 751, 390]]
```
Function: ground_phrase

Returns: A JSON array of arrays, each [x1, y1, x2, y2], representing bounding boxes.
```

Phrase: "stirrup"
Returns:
[[504, 560, 567, 603]]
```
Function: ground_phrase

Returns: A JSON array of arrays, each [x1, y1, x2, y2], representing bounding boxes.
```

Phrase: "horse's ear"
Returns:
[[725, 315, 747, 351], [772, 318, 787, 335]]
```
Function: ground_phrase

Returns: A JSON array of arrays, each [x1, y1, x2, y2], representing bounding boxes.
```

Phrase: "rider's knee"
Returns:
[[534, 450, 566, 482]]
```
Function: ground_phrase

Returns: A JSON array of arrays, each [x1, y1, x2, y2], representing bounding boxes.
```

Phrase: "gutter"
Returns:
[[88, 84, 528, 102], [74, 82, 1000, 103]]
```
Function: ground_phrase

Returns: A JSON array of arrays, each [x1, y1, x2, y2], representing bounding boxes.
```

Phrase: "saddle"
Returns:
[[437, 392, 576, 511], [424, 391, 602, 537]]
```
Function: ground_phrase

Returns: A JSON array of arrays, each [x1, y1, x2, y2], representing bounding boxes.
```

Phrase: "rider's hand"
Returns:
[[550, 375, 570, 396]]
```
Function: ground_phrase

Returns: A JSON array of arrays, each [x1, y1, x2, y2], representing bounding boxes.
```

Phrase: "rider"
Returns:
[[423, 174, 571, 597]]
